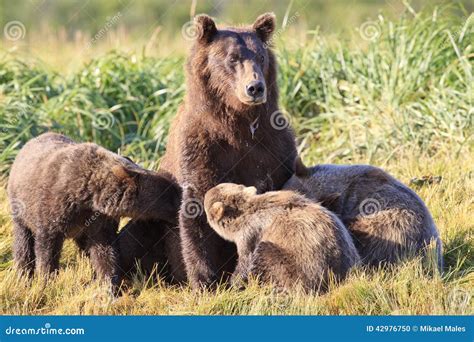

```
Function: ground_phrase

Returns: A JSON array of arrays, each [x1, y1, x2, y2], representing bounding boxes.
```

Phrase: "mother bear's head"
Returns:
[[186, 13, 277, 112]]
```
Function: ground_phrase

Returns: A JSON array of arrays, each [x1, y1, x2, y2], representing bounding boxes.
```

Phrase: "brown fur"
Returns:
[[7, 132, 181, 289], [284, 158, 443, 269], [204, 183, 360, 293], [116, 219, 186, 284], [157, 13, 297, 288]]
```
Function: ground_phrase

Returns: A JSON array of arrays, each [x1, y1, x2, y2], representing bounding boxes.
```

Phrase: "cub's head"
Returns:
[[188, 13, 277, 110], [111, 159, 182, 224], [204, 183, 257, 241]]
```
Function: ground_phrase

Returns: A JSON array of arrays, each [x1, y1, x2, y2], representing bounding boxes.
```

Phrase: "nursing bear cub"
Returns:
[[284, 158, 443, 269], [204, 183, 360, 293], [7, 133, 181, 288]]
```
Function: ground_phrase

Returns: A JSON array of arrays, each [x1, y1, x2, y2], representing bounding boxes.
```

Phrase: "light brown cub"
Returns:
[[204, 183, 360, 293]]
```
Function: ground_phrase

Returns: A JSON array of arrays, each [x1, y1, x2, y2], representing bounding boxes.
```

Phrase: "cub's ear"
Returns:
[[253, 12, 276, 42], [243, 186, 258, 196], [194, 14, 217, 43], [111, 165, 136, 182], [294, 156, 310, 177], [209, 201, 225, 221]]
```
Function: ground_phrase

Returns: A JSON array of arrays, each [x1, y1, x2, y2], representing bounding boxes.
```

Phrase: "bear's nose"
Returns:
[[246, 80, 265, 99]]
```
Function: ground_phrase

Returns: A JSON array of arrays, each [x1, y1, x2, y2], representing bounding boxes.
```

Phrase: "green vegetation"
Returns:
[[0, 6, 472, 314]]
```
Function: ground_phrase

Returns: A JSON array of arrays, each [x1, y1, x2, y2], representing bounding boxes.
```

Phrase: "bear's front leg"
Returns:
[[179, 186, 236, 290], [180, 202, 220, 289]]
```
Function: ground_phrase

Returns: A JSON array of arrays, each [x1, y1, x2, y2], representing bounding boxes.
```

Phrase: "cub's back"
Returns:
[[7, 133, 76, 197], [260, 201, 359, 278]]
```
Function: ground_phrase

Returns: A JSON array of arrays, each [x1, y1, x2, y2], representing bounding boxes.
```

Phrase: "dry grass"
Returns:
[[0, 150, 472, 315]]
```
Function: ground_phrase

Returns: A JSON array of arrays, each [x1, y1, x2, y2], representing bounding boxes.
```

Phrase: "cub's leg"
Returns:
[[230, 253, 254, 289], [250, 241, 304, 292], [74, 232, 90, 257], [12, 220, 35, 277], [84, 215, 120, 290], [34, 228, 65, 276]]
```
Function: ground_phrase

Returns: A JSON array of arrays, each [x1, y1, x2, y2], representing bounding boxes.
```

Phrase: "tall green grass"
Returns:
[[1, 7, 472, 174]]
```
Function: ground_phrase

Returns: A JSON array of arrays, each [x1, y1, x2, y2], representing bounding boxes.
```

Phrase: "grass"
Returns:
[[0, 6, 472, 314]]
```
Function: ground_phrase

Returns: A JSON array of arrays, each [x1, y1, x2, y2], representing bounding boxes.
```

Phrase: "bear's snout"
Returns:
[[245, 80, 266, 102]]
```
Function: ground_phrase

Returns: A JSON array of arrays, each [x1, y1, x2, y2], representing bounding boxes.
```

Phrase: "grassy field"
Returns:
[[0, 6, 473, 314]]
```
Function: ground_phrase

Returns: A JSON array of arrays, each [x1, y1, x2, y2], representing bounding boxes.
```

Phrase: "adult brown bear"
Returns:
[[159, 13, 297, 288]]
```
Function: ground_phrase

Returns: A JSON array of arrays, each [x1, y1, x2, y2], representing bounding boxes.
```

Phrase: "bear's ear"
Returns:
[[294, 156, 310, 177], [194, 14, 217, 43], [253, 12, 276, 43], [111, 165, 136, 182], [209, 201, 225, 221]]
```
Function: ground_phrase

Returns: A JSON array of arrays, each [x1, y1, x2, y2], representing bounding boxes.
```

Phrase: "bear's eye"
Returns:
[[259, 55, 265, 64]]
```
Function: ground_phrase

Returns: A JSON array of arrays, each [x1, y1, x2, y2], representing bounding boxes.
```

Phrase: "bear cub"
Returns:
[[7, 132, 181, 289], [116, 219, 186, 284], [284, 158, 443, 269], [204, 183, 360, 293]]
